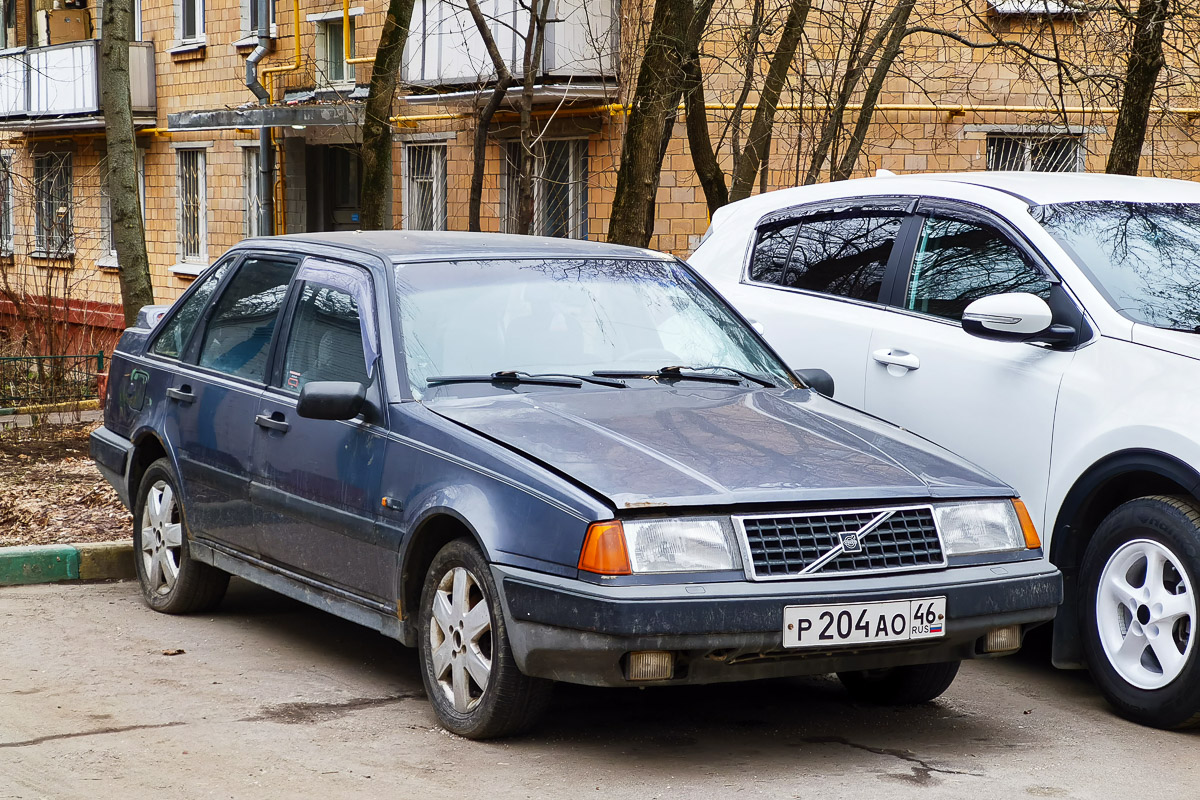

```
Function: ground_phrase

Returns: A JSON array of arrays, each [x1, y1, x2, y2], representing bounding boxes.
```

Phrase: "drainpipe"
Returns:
[[246, 0, 275, 235]]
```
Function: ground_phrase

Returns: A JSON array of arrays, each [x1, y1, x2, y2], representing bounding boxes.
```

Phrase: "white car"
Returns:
[[690, 172, 1200, 729]]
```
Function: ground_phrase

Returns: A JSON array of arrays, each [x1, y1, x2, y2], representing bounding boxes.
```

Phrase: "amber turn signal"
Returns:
[[578, 521, 632, 575], [1012, 499, 1041, 549]]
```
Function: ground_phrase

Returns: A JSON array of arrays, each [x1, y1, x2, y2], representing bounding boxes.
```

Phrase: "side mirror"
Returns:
[[297, 380, 366, 421], [794, 368, 834, 398], [961, 293, 1074, 345]]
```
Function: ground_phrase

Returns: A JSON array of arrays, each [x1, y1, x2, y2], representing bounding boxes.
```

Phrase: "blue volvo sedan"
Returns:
[[91, 232, 1061, 738]]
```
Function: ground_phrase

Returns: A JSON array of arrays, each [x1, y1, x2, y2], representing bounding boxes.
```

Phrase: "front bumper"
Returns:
[[493, 559, 1062, 686]]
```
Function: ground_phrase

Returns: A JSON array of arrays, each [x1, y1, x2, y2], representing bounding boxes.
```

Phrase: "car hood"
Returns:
[[424, 386, 1010, 510]]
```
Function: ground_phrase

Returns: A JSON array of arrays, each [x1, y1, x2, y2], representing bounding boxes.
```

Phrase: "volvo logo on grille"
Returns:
[[841, 533, 862, 552]]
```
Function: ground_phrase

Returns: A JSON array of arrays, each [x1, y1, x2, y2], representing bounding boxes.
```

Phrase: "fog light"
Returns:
[[627, 650, 674, 681], [982, 625, 1022, 653]]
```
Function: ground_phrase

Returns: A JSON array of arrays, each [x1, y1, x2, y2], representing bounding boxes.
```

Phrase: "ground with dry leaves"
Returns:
[[0, 422, 131, 547]]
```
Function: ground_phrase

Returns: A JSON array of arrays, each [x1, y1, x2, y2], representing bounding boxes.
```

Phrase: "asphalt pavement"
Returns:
[[1, 579, 1196, 799]]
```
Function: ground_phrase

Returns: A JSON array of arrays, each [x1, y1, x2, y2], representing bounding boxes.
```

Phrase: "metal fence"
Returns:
[[0, 352, 105, 408]]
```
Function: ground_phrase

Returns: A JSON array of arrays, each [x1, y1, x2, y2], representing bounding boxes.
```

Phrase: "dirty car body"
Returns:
[[91, 232, 1061, 737]]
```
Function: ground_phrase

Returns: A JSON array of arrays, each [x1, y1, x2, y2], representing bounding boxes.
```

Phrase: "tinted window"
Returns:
[[783, 214, 901, 301], [1036, 201, 1200, 330], [197, 258, 295, 382], [280, 283, 369, 394], [151, 259, 234, 359], [749, 222, 798, 284], [905, 215, 1052, 321]]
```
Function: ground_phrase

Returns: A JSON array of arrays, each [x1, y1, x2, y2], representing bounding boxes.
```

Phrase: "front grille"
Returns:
[[737, 505, 945, 580]]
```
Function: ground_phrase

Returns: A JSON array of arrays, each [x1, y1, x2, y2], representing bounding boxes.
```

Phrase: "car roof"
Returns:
[[917, 171, 1200, 205], [246, 230, 670, 264]]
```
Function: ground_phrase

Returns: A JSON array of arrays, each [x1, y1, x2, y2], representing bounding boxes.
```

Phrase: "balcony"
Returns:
[[402, 0, 616, 87], [0, 40, 156, 129]]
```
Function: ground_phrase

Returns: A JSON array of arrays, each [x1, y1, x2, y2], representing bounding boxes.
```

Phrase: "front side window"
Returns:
[[197, 258, 295, 381], [397, 258, 794, 398], [281, 282, 370, 393], [1036, 201, 1200, 330], [177, 148, 207, 264], [904, 215, 1052, 321], [504, 140, 588, 239], [404, 144, 447, 231], [152, 259, 236, 359], [35, 152, 72, 255]]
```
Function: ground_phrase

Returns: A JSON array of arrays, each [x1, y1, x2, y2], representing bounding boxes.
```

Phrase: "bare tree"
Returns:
[[99, 0, 152, 326], [1106, 0, 1171, 174], [360, 0, 418, 229]]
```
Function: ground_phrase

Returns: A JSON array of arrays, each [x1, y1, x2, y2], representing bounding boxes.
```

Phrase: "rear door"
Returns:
[[721, 198, 916, 407], [863, 201, 1078, 531], [249, 258, 394, 604], [161, 254, 299, 554]]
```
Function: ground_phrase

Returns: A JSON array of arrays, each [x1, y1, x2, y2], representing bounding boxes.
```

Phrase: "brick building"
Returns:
[[0, 0, 1197, 354]]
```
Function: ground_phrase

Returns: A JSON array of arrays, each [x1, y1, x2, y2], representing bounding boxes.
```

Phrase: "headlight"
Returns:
[[935, 500, 1035, 555], [578, 517, 742, 575]]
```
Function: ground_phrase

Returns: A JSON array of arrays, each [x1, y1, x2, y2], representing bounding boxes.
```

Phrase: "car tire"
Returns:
[[837, 661, 960, 705], [1080, 495, 1200, 729], [132, 457, 229, 614], [417, 538, 552, 739]]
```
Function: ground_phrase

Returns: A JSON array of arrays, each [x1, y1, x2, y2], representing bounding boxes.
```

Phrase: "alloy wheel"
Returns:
[[1096, 538, 1196, 690], [140, 480, 183, 596], [428, 566, 493, 713]]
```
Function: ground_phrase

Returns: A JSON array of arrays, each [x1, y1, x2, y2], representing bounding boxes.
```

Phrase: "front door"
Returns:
[[864, 205, 1076, 532], [250, 259, 393, 603]]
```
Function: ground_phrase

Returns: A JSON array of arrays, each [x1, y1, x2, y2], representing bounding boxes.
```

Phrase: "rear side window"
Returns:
[[750, 213, 901, 303], [151, 260, 234, 359], [280, 283, 370, 394], [904, 215, 1053, 321], [197, 257, 295, 382]]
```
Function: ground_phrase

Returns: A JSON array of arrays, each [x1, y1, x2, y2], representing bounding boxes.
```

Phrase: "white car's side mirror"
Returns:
[[962, 293, 1063, 343]]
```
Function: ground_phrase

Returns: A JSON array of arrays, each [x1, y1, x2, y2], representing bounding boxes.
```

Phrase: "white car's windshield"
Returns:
[[395, 258, 795, 397], [1036, 201, 1200, 330]]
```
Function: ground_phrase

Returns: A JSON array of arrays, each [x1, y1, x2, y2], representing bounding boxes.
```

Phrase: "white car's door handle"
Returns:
[[872, 349, 920, 371]]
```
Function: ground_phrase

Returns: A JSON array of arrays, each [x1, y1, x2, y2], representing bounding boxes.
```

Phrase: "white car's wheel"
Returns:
[[1081, 496, 1200, 729]]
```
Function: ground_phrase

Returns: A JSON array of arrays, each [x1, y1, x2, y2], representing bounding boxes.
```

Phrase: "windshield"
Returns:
[[1035, 201, 1200, 330], [395, 258, 795, 398]]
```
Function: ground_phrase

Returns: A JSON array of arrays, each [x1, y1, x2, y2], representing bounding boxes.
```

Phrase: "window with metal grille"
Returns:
[[986, 134, 1082, 172], [0, 153, 12, 257], [177, 148, 207, 264], [34, 152, 72, 255], [244, 148, 261, 238], [503, 139, 589, 239], [404, 144, 446, 231]]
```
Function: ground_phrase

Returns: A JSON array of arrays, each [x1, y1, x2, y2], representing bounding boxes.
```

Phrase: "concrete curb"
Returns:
[[0, 540, 135, 586]]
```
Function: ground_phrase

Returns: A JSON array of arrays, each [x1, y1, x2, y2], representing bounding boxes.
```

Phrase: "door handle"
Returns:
[[166, 385, 194, 403], [872, 349, 920, 371], [254, 412, 290, 433]]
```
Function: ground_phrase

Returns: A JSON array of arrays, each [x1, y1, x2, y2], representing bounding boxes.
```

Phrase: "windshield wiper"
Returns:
[[593, 365, 777, 387], [426, 371, 626, 388]]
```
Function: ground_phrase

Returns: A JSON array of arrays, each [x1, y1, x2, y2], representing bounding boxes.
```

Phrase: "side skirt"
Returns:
[[190, 538, 409, 644]]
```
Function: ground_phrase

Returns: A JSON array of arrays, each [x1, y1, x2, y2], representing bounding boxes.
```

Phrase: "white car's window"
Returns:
[[750, 212, 902, 303], [905, 215, 1052, 321]]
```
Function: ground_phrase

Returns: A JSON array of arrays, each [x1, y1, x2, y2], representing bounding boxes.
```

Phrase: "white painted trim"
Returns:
[[306, 7, 364, 21], [232, 140, 262, 147], [170, 140, 215, 150], [170, 262, 206, 276], [168, 39, 207, 55]]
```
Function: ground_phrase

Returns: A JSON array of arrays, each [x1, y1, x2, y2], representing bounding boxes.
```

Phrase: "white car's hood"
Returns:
[[1131, 323, 1200, 361]]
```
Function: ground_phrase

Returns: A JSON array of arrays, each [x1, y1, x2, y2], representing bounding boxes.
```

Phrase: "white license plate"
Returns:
[[782, 597, 947, 648]]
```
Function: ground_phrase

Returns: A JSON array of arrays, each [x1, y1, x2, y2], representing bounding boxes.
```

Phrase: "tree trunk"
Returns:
[[99, 0, 153, 326], [831, 0, 915, 181], [359, 0, 417, 230], [728, 0, 811, 202], [514, 0, 552, 235], [683, 53, 728, 215], [1106, 0, 1170, 176], [465, 0, 517, 232], [608, 0, 714, 247]]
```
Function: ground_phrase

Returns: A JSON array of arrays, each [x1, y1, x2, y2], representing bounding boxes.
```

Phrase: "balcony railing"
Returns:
[[0, 40, 155, 123]]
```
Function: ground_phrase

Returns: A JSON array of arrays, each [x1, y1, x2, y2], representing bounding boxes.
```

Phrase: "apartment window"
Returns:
[[0, 154, 12, 257], [177, 148, 207, 264], [404, 144, 447, 231], [244, 148, 261, 238], [319, 18, 354, 84], [503, 139, 589, 239], [986, 133, 1082, 172], [179, 0, 204, 40], [241, 0, 275, 37], [35, 152, 73, 255], [99, 148, 146, 267]]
